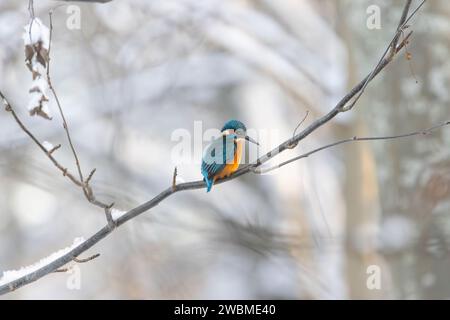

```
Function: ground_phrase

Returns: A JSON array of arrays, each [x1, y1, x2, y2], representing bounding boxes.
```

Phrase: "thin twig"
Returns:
[[390, 0, 413, 57], [1, 79, 110, 209], [46, 13, 84, 185], [46, 11, 110, 211], [21, 1, 108, 208], [86, 168, 97, 185], [53, 253, 100, 273], [1, 91, 82, 186], [48, 144, 61, 155], [403, 0, 427, 26], [73, 253, 100, 263], [27, 0, 35, 47], [28, 0, 35, 18], [252, 121, 450, 174], [288, 110, 309, 149], [401, 28, 419, 83], [341, 0, 424, 112], [104, 204, 115, 229], [172, 167, 178, 191]]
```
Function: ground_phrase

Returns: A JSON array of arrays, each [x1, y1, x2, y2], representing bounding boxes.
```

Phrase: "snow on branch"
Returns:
[[23, 17, 52, 119], [111, 208, 127, 221], [23, 17, 53, 120], [9, 1, 115, 227], [22, 17, 50, 50], [0, 237, 85, 287]]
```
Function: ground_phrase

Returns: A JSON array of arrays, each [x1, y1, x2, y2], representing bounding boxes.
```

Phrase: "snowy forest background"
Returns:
[[1, 0, 450, 299]]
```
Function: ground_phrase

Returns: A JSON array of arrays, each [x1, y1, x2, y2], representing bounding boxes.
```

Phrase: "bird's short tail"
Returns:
[[204, 177, 213, 192]]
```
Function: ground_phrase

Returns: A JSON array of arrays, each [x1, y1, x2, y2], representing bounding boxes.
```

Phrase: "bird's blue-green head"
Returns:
[[221, 120, 258, 146], [221, 120, 247, 133]]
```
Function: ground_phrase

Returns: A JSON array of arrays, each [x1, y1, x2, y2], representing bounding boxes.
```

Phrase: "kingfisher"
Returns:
[[201, 120, 259, 192]]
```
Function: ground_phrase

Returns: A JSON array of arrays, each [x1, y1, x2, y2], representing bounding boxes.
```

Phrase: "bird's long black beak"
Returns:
[[245, 135, 259, 146]]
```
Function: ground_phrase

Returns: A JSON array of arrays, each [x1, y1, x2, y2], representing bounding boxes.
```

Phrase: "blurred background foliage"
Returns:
[[0, 0, 449, 299]]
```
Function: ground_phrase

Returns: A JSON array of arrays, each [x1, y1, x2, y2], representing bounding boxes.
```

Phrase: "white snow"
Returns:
[[42, 141, 54, 152], [22, 18, 50, 49], [111, 208, 126, 220], [0, 237, 85, 287], [30, 77, 49, 97], [26, 91, 51, 118], [26, 91, 43, 112], [40, 101, 51, 117]]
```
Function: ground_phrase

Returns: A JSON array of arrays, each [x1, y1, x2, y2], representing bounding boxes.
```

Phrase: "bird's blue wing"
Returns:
[[201, 134, 236, 191]]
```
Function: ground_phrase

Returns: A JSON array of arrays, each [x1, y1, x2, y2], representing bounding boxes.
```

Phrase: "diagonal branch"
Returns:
[[390, 0, 413, 57], [1, 91, 83, 187], [343, 0, 424, 112]]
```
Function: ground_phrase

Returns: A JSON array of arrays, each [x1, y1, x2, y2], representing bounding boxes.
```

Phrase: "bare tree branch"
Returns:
[[341, 0, 425, 112], [73, 253, 100, 263], [251, 121, 450, 174], [46, 11, 112, 214], [54, 253, 100, 273], [1, 91, 83, 187], [0, 0, 429, 295], [8, 1, 115, 227], [290, 110, 310, 145], [172, 167, 178, 191], [46, 11, 84, 187], [390, 0, 413, 57]]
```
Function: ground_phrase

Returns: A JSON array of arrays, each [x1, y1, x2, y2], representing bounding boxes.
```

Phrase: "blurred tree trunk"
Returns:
[[337, 0, 397, 298], [342, 120, 394, 298], [343, 0, 450, 299]]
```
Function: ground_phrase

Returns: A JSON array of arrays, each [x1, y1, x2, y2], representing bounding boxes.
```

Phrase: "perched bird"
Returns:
[[201, 120, 258, 192]]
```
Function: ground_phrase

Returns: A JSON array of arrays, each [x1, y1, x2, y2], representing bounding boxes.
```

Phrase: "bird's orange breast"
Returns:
[[214, 139, 243, 180]]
